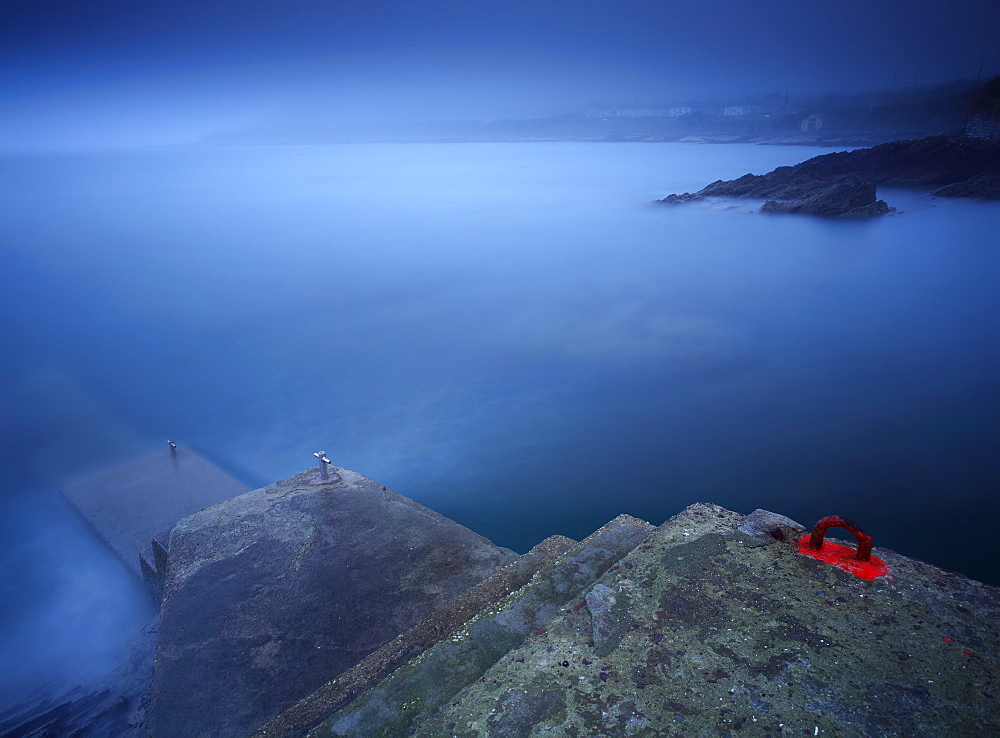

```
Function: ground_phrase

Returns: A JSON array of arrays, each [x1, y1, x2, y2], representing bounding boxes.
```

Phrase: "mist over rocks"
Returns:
[[760, 181, 892, 217], [7, 466, 1000, 736], [932, 173, 1000, 199], [657, 134, 1000, 216]]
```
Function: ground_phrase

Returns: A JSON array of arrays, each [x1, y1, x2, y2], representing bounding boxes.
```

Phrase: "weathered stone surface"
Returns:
[[255, 534, 576, 738], [491, 689, 566, 736], [148, 467, 516, 738], [310, 514, 655, 737], [737, 507, 806, 546], [416, 503, 1000, 737], [761, 181, 892, 217], [585, 584, 620, 657]]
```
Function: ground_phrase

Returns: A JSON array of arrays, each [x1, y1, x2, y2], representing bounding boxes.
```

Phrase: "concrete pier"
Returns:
[[61, 444, 249, 580]]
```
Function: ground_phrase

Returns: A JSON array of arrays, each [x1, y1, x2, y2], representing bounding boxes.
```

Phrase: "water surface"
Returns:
[[2, 142, 998, 701]]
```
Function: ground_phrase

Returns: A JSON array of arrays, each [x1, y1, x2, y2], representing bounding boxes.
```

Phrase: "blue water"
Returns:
[[1, 142, 999, 701]]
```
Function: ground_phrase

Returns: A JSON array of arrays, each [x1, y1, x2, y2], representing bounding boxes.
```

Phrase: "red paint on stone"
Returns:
[[808, 515, 873, 561], [796, 534, 890, 580]]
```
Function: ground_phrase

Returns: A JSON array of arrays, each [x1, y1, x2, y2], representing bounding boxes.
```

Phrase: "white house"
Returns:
[[801, 113, 828, 132]]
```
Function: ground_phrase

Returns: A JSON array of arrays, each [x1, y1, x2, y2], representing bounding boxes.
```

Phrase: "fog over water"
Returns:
[[1, 142, 999, 703], [3, 0, 998, 150], [3, 0, 1000, 724]]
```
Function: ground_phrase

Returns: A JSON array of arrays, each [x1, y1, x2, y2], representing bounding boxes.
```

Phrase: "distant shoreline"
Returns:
[[195, 132, 916, 148]]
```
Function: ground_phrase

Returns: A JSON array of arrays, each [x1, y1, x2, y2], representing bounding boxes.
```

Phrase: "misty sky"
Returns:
[[2, 0, 999, 148]]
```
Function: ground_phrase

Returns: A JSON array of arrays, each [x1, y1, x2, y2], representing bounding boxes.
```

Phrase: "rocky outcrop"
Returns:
[[656, 191, 704, 205], [761, 181, 892, 217], [932, 173, 1000, 199], [148, 467, 517, 738], [658, 134, 1000, 215]]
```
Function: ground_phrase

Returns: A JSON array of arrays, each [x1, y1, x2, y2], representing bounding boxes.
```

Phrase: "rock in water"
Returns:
[[655, 134, 1000, 213], [932, 173, 1000, 199], [761, 181, 892, 217], [656, 191, 704, 204], [148, 467, 516, 738]]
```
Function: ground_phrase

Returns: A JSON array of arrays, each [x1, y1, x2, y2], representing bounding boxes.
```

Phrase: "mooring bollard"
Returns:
[[808, 514, 873, 562], [796, 513, 888, 580], [313, 451, 332, 478]]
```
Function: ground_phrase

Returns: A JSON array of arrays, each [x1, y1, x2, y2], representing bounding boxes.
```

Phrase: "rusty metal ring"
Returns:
[[808, 514, 873, 562]]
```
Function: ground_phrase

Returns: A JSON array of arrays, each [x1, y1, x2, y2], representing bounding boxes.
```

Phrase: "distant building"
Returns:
[[585, 104, 673, 119], [801, 113, 828, 132], [586, 97, 780, 120]]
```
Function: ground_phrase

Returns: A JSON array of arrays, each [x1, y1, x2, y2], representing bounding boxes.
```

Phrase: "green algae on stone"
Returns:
[[311, 515, 655, 737], [418, 503, 1000, 737]]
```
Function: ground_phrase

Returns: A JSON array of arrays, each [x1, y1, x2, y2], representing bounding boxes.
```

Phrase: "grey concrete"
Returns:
[[256, 535, 576, 738], [311, 514, 655, 737], [148, 467, 517, 738], [61, 444, 249, 578]]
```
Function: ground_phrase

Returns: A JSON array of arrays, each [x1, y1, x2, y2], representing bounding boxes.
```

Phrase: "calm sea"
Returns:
[[1, 142, 999, 701]]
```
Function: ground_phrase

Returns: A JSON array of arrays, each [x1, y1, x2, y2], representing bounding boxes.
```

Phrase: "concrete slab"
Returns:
[[61, 445, 249, 578], [149, 467, 518, 738]]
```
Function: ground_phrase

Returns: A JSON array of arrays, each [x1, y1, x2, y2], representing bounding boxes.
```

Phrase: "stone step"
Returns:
[[306, 514, 656, 737], [139, 530, 171, 602], [255, 534, 576, 738]]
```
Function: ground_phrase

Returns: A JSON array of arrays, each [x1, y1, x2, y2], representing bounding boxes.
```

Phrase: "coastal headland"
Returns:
[[657, 134, 1000, 216]]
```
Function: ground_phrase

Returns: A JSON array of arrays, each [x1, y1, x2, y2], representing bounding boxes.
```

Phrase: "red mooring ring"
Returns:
[[808, 514, 873, 562]]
